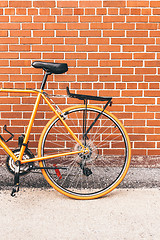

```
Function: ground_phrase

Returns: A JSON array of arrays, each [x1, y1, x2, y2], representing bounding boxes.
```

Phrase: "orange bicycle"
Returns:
[[0, 61, 131, 200]]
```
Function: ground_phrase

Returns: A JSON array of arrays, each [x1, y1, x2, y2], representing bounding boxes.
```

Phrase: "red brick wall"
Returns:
[[0, 0, 160, 165]]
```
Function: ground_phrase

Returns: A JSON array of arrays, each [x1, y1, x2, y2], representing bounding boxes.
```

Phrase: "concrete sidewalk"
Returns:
[[0, 188, 160, 240], [0, 166, 160, 240]]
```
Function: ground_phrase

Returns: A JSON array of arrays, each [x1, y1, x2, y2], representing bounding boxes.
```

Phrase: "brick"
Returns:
[[57, 16, 78, 23], [20, 38, 41, 44], [89, 68, 110, 74], [45, 23, 66, 30], [88, 38, 109, 44], [65, 53, 86, 59], [144, 76, 160, 82], [131, 8, 141, 15], [74, 9, 84, 15], [108, 8, 118, 15], [33, 30, 54, 37], [100, 60, 120, 67], [20, 52, 41, 59], [134, 142, 155, 149], [136, 23, 158, 30], [76, 45, 98, 52], [90, 23, 112, 30], [122, 90, 142, 97], [56, 30, 78, 37], [0, 60, 8, 66], [16, 8, 26, 15], [69, 68, 88, 74], [127, 30, 148, 37], [103, 30, 125, 37], [0, 1, 8, 7], [32, 45, 53, 52], [123, 45, 144, 52], [85, 8, 95, 15], [135, 68, 156, 74], [99, 45, 120, 52], [103, 16, 125, 22], [114, 23, 135, 30], [34, 16, 55, 22], [111, 38, 132, 44], [0, 53, 18, 59], [111, 53, 132, 59], [0, 31, 8, 37], [145, 60, 160, 67], [126, 16, 148, 22], [122, 60, 143, 67], [0, 68, 20, 74], [43, 53, 64, 59], [134, 98, 155, 104], [120, 8, 130, 15], [142, 8, 151, 15], [99, 90, 120, 97], [150, 1, 160, 7], [146, 45, 160, 52], [77, 75, 98, 82], [134, 38, 155, 44], [100, 75, 121, 82], [144, 90, 160, 97], [10, 60, 31, 67], [33, 1, 55, 7], [77, 60, 98, 67], [88, 53, 109, 59], [22, 23, 43, 30], [80, 16, 102, 22], [96, 8, 107, 15], [127, 1, 149, 7], [11, 16, 32, 22], [103, 1, 126, 7], [0, 23, 20, 30], [9, 45, 30, 51], [68, 23, 89, 30], [79, 1, 102, 7], [5, 8, 15, 15], [39, 9, 50, 15], [54, 45, 75, 52], [10, 30, 31, 37], [9, 1, 32, 7], [150, 16, 160, 22], [112, 68, 133, 74], [150, 31, 160, 37], [80, 30, 101, 37], [43, 38, 64, 44], [28, 8, 38, 15], [57, 1, 78, 8], [134, 53, 155, 59], [125, 106, 146, 112]]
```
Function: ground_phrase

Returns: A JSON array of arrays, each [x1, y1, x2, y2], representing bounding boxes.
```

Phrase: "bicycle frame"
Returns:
[[0, 88, 85, 164]]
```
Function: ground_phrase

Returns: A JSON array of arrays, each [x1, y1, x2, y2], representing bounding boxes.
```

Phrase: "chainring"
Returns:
[[6, 148, 34, 176]]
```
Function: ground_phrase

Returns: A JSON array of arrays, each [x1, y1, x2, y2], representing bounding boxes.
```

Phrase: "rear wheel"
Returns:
[[38, 105, 131, 200]]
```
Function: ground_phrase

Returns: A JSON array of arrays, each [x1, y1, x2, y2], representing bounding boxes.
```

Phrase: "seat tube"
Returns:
[[18, 92, 42, 161]]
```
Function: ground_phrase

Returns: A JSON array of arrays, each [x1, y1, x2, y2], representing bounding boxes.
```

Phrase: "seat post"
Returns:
[[40, 71, 51, 90]]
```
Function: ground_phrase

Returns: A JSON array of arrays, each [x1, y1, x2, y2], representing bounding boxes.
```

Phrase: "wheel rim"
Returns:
[[40, 107, 130, 197]]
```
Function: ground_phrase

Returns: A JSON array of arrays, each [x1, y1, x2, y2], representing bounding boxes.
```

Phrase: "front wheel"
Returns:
[[38, 105, 131, 200]]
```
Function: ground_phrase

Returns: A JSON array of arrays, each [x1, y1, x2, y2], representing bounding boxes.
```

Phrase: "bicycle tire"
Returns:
[[38, 105, 131, 200]]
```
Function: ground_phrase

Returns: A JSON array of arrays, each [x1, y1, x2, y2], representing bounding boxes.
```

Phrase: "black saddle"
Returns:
[[32, 61, 68, 74]]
